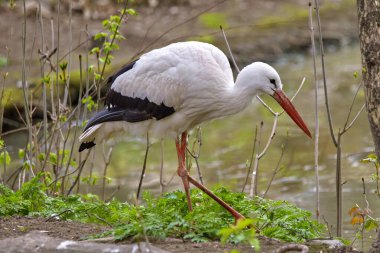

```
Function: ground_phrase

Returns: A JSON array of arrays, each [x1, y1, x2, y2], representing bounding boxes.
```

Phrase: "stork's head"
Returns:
[[236, 62, 312, 138]]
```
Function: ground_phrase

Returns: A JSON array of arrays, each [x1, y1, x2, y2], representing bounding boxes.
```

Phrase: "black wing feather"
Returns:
[[106, 59, 139, 87], [83, 107, 152, 132]]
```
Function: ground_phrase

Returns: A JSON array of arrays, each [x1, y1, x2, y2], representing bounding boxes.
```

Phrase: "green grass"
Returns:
[[0, 173, 325, 244]]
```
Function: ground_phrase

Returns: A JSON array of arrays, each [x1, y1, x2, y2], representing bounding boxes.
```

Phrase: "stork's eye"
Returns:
[[269, 79, 276, 86]]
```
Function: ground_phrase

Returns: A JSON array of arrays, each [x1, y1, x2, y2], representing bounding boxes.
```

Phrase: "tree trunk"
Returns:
[[357, 1, 380, 156], [357, 1, 380, 252]]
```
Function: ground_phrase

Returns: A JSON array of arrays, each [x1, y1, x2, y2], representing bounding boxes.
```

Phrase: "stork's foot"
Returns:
[[233, 214, 245, 225], [180, 172, 193, 211]]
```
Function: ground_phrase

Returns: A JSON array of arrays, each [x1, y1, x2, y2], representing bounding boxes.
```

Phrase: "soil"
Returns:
[[0, 216, 361, 253], [0, 215, 107, 241]]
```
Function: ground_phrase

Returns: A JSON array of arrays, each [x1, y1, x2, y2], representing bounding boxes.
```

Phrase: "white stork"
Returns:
[[79, 41, 311, 222]]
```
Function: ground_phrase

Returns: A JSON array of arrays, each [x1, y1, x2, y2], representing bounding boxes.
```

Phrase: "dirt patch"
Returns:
[[0, 216, 361, 253], [0, 216, 107, 240]]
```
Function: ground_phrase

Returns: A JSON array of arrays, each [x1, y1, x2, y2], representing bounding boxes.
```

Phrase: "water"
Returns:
[[3, 44, 378, 251]]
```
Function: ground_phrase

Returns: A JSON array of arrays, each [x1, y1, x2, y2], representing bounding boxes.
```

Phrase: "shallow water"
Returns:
[[3, 44, 378, 251]]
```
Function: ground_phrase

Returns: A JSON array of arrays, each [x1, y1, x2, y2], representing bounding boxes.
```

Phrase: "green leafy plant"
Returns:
[[0, 176, 324, 244], [361, 153, 379, 197], [219, 218, 259, 251], [0, 138, 11, 166]]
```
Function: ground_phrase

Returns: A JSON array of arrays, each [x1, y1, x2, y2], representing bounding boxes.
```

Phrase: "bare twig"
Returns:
[[308, 1, 320, 221], [62, 0, 72, 107], [336, 130, 342, 237], [249, 122, 263, 197], [220, 26, 240, 72], [21, 0, 33, 167], [159, 140, 165, 194], [131, 0, 227, 59], [242, 125, 258, 193], [314, 0, 336, 147], [137, 134, 150, 200], [187, 127, 204, 184], [342, 82, 365, 133], [263, 139, 287, 198], [102, 146, 113, 200]]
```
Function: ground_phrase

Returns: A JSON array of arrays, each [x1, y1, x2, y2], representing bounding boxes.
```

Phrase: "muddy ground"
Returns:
[[0, 216, 360, 253]]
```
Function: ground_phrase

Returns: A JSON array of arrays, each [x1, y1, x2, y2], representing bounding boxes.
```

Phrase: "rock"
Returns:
[[0, 231, 170, 253], [307, 239, 344, 249]]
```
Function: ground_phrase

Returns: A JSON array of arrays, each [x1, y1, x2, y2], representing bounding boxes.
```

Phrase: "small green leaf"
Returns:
[[125, 8, 137, 16], [38, 153, 46, 162], [18, 149, 25, 159], [94, 32, 108, 40], [0, 150, 11, 165]]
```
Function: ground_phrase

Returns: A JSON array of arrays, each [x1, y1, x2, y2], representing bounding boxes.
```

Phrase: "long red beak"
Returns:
[[272, 90, 312, 138]]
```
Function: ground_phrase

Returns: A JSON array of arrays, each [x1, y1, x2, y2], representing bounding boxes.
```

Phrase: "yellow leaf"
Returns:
[[351, 215, 364, 225]]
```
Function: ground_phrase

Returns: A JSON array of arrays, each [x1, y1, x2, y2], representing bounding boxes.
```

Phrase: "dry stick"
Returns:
[[50, 18, 56, 118], [342, 82, 364, 133], [194, 127, 203, 184], [63, 55, 84, 195], [263, 139, 287, 198], [102, 146, 113, 200], [59, 125, 71, 193], [38, 0, 48, 162], [308, 1, 320, 221], [249, 122, 263, 197], [313, 0, 338, 236], [314, 0, 336, 147], [67, 151, 91, 195], [62, 0, 72, 107], [335, 87, 365, 236], [131, 0, 226, 60], [242, 125, 258, 193], [360, 178, 369, 251], [55, 0, 61, 122], [250, 114, 278, 197], [137, 134, 150, 200], [159, 140, 165, 194], [21, 0, 33, 170], [186, 127, 204, 184]]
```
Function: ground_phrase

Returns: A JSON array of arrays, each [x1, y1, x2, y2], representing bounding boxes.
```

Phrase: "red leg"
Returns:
[[176, 132, 193, 211], [176, 132, 244, 223], [187, 175, 245, 223]]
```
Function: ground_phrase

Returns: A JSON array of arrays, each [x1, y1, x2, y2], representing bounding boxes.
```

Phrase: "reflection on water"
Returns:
[[3, 44, 378, 251]]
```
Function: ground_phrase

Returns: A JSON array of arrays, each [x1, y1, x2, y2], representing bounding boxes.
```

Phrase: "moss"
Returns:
[[187, 35, 216, 44], [198, 12, 228, 29], [255, 0, 356, 29]]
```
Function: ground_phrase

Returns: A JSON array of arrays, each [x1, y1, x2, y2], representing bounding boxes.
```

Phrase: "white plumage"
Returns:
[[78, 41, 311, 221]]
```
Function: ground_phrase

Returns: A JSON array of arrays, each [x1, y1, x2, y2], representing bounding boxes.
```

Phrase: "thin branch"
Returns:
[[102, 146, 113, 200], [241, 125, 258, 193], [309, 0, 320, 221], [137, 134, 150, 200], [220, 25, 240, 72], [258, 113, 278, 159], [249, 122, 263, 197], [344, 104, 365, 133], [314, 0, 337, 146], [342, 82, 364, 132], [131, 0, 227, 59], [263, 140, 286, 198], [159, 140, 165, 194]]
